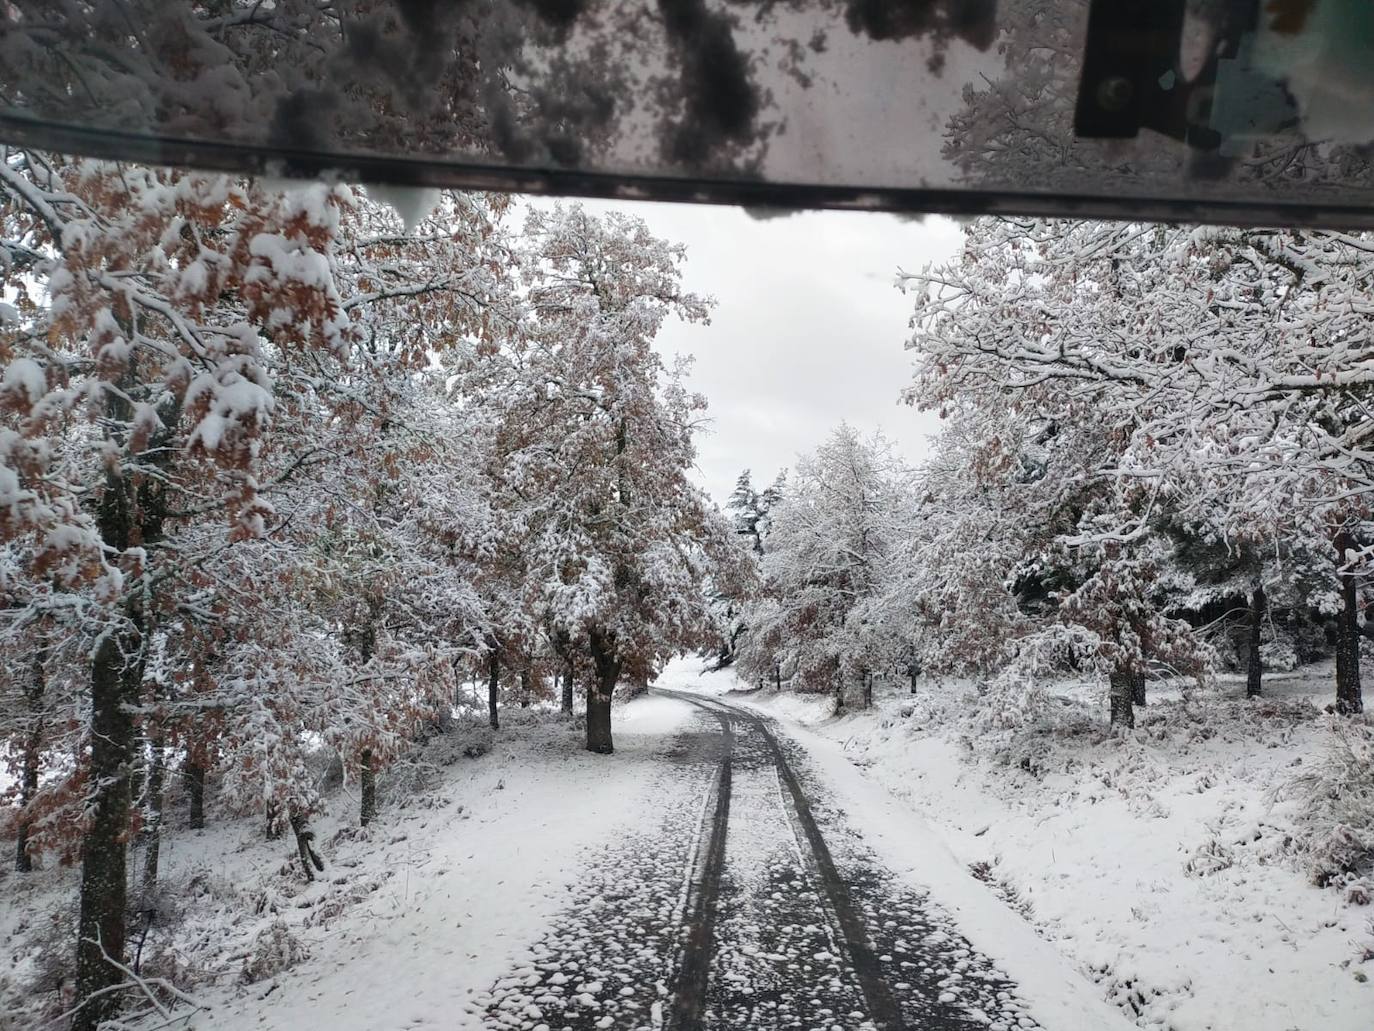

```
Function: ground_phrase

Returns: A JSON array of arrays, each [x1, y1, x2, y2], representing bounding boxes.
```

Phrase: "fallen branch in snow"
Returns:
[[44, 935, 206, 1031]]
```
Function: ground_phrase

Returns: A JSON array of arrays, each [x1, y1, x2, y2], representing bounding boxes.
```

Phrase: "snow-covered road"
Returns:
[[171, 680, 1127, 1031], [482, 692, 1042, 1030]]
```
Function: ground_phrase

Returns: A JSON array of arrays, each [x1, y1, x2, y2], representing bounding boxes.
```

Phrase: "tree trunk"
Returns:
[[861, 670, 873, 708], [834, 675, 845, 714], [1109, 669, 1135, 729], [774, 664, 782, 691], [289, 806, 325, 881], [1131, 671, 1146, 708], [487, 647, 500, 730], [909, 662, 919, 695], [1247, 583, 1266, 698], [73, 330, 176, 1029], [15, 723, 40, 873], [15, 643, 43, 872], [360, 748, 377, 827], [139, 732, 166, 899], [1335, 534, 1364, 714], [186, 756, 206, 830], [586, 679, 614, 753], [561, 655, 574, 715], [265, 799, 283, 841], [586, 628, 619, 754], [74, 631, 136, 1031]]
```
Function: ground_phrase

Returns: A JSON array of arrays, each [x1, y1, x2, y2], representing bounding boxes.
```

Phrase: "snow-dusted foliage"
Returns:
[[452, 204, 733, 753], [698, 470, 780, 669], [0, 152, 733, 1027], [0, 148, 535, 1028], [1284, 719, 1374, 891], [887, 219, 1374, 721], [725, 216, 1374, 744], [737, 426, 913, 708]]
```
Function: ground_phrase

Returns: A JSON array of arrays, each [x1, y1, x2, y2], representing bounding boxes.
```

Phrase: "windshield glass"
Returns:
[[3, 1, 1374, 223], [4, 6, 1374, 1031]]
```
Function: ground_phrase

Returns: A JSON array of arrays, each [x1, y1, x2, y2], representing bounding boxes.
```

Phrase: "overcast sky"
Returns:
[[575, 200, 966, 507]]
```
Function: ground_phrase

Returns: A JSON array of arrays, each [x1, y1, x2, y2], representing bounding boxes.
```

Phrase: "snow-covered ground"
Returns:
[[660, 657, 1373, 1031], [6, 665, 1369, 1031], [1, 697, 697, 1031]]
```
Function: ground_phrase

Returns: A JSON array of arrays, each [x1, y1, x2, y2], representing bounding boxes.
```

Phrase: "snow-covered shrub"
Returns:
[[376, 721, 493, 809], [16, 898, 77, 1006], [1284, 719, 1374, 888], [460, 727, 494, 759], [967, 666, 1055, 741], [1306, 825, 1371, 889], [304, 875, 389, 929], [240, 921, 309, 984], [376, 755, 436, 810], [1184, 839, 1235, 877], [1259, 635, 1300, 674], [137, 941, 214, 1000], [425, 721, 493, 763], [990, 709, 1097, 779]]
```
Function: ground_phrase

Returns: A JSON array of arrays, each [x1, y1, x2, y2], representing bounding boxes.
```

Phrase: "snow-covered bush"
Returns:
[[1260, 635, 1300, 674], [460, 727, 495, 760], [376, 722, 493, 809], [1284, 719, 1374, 888], [1183, 839, 1236, 878], [240, 921, 309, 984], [14, 897, 78, 1010]]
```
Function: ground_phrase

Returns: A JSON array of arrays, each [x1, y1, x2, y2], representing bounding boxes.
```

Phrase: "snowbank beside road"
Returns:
[[203, 697, 695, 1031], [658, 657, 1373, 1031], [1, 697, 696, 1031]]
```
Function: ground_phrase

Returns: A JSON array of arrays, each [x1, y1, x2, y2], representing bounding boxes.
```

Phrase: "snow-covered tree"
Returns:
[[901, 216, 1374, 718], [701, 469, 786, 669], [728, 469, 790, 556], [456, 204, 725, 753], [0, 150, 510, 1027], [738, 426, 906, 709]]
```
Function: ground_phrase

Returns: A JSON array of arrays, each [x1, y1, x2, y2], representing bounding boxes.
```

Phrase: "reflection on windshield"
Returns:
[[1, 3, 1373, 220]]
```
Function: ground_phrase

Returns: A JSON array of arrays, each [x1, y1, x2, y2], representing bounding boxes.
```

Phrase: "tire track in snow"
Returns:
[[479, 697, 1036, 1030], [476, 712, 722, 1030], [666, 708, 732, 1028], [662, 690, 1039, 1031], [662, 691, 904, 1030]]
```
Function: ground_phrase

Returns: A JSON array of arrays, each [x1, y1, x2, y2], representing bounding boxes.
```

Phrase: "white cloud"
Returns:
[[575, 199, 965, 504]]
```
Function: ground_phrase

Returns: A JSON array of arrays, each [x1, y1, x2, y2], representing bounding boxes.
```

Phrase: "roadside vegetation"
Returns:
[[0, 152, 741, 1029], [714, 222, 1374, 1024]]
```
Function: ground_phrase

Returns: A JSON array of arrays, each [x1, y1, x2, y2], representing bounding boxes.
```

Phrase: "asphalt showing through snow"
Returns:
[[480, 693, 1041, 1031]]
